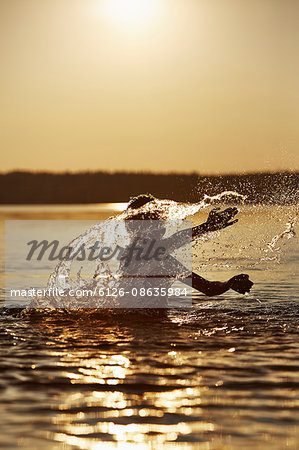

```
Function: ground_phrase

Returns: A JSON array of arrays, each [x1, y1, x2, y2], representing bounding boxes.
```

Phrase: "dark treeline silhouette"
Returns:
[[0, 171, 297, 204]]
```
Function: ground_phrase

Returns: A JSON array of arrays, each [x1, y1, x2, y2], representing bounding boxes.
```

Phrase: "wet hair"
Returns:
[[127, 193, 156, 210], [125, 193, 162, 221]]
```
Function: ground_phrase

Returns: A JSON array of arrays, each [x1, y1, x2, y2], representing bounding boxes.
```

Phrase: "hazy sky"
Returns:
[[0, 0, 298, 173]]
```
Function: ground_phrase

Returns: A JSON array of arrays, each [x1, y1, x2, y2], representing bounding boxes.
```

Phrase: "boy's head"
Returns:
[[125, 194, 166, 237], [125, 193, 161, 220]]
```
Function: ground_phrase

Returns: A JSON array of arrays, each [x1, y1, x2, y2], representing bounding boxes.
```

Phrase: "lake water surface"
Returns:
[[0, 203, 298, 449]]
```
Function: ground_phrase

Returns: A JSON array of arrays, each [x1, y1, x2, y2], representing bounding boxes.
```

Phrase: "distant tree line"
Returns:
[[0, 170, 297, 204]]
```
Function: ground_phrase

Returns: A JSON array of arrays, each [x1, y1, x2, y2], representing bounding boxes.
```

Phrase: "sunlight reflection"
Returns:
[[51, 383, 210, 446], [46, 330, 213, 446]]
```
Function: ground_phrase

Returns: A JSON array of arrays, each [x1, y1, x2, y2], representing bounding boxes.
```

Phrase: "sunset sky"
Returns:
[[0, 0, 298, 174]]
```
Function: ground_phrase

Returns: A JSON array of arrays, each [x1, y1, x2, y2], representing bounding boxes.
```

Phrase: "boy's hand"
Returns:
[[204, 207, 239, 232], [228, 274, 254, 294]]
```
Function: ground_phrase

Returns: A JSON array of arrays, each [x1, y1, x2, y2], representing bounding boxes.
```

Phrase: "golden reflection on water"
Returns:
[[1, 318, 298, 449], [52, 386, 214, 448], [35, 316, 298, 449], [45, 340, 213, 447]]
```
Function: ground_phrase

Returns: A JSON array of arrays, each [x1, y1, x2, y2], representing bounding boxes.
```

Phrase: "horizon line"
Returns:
[[1, 169, 298, 177]]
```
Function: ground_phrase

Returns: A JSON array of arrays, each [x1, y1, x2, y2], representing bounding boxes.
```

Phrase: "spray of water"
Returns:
[[28, 191, 297, 309], [266, 215, 297, 252], [28, 192, 245, 308]]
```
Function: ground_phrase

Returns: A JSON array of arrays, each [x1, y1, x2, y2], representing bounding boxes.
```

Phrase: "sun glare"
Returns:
[[101, 0, 159, 28]]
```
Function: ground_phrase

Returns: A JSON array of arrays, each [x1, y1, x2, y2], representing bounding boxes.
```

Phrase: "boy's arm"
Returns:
[[180, 272, 231, 296], [180, 272, 253, 296], [163, 206, 239, 251]]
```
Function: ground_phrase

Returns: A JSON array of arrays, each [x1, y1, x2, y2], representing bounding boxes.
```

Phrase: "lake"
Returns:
[[0, 203, 298, 449]]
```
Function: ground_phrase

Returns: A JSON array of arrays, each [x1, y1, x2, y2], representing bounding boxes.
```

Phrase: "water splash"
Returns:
[[27, 191, 297, 309], [266, 215, 297, 252], [29, 191, 245, 309], [116, 191, 246, 221]]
